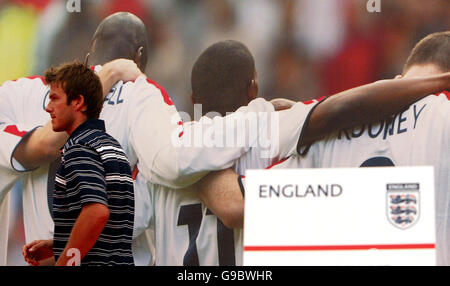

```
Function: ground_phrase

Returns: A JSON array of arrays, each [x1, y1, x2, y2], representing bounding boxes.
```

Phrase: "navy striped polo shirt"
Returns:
[[53, 119, 134, 266]]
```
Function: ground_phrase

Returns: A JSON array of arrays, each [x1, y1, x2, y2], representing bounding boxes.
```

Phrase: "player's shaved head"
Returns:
[[192, 40, 257, 116], [89, 12, 148, 72], [403, 31, 450, 74]]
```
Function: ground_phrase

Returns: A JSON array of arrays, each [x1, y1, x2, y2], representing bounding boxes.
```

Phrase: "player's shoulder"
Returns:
[[434, 91, 450, 102], [290, 96, 326, 113], [66, 127, 106, 148], [84, 129, 122, 149], [93, 64, 173, 106], [420, 91, 450, 103], [65, 130, 124, 156], [13, 75, 45, 84], [2, 75, 46, 87], [236, 98, 273, 113], [415, 91, 450, 114], [123, 75, 174, 106]]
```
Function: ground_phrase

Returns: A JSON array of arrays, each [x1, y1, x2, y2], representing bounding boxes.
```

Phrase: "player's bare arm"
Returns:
[[12, 58, 142, 170], [300, 72, 450, 146], [55, 203, 110, 266], [12, 121, 65, 170], [196, 168, 244, 229]]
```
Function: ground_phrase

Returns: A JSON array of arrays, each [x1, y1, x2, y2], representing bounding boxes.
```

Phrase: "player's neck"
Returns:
[[66, 115, 88, 136], [403, 64, 443, 78]]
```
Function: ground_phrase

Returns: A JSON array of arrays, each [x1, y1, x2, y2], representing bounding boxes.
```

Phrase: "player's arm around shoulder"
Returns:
[[13, 121, 66, 171], [300, 72, 450, 147], [195, 168, 244, 229]]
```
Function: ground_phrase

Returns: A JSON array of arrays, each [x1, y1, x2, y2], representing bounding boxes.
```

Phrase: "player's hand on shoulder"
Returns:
[[104, 58, 144, 83], [270, 98, 296, 111]]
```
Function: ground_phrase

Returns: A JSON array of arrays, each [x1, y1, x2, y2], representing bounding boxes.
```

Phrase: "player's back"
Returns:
[[99, 75, 177, 168], [312, 93, 448, 168], [309, 92, 450, 265]]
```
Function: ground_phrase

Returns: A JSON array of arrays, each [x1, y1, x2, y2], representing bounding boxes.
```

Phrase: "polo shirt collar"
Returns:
[[69, 118, 105, 140]]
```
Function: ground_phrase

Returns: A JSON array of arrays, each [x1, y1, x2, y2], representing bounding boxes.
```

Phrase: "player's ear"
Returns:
[[247, 79, 258, 102], [135, 47, 144, 71], [72, 94, 86, 112], [394, 74, 403, 79]]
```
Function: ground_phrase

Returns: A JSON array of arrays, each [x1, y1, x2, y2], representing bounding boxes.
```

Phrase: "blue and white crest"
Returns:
[[386, 183, 420, 229]]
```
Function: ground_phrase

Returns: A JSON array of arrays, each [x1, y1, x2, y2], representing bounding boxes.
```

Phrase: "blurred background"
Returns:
[[1, 0, 449, 265]]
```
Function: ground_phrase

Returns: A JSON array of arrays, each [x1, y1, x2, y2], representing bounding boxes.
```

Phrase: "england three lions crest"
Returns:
[[386, 183, 420, 229]]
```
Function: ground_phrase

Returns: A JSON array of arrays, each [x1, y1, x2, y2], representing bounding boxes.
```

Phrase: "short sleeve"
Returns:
[[63, 145, 108, 207], [0, 122, 31, 201]]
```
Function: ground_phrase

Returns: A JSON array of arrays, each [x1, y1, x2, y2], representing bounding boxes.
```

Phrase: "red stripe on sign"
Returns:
[[4, 125, 27, 137], [146, 78, 174, 106], [244, 244, 435, 251]]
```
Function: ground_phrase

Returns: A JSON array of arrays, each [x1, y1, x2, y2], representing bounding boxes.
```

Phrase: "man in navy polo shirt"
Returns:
[[22, 62, 134, 266]]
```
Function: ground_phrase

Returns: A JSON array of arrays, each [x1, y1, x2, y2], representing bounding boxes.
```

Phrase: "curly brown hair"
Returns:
[[45, 62, 103, 119]]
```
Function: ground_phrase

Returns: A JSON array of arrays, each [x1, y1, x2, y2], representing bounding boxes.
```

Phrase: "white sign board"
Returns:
[[243, 167, 435, 266]]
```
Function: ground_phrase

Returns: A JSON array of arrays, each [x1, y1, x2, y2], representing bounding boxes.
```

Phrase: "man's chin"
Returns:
[[51, 125, 64, 132]]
